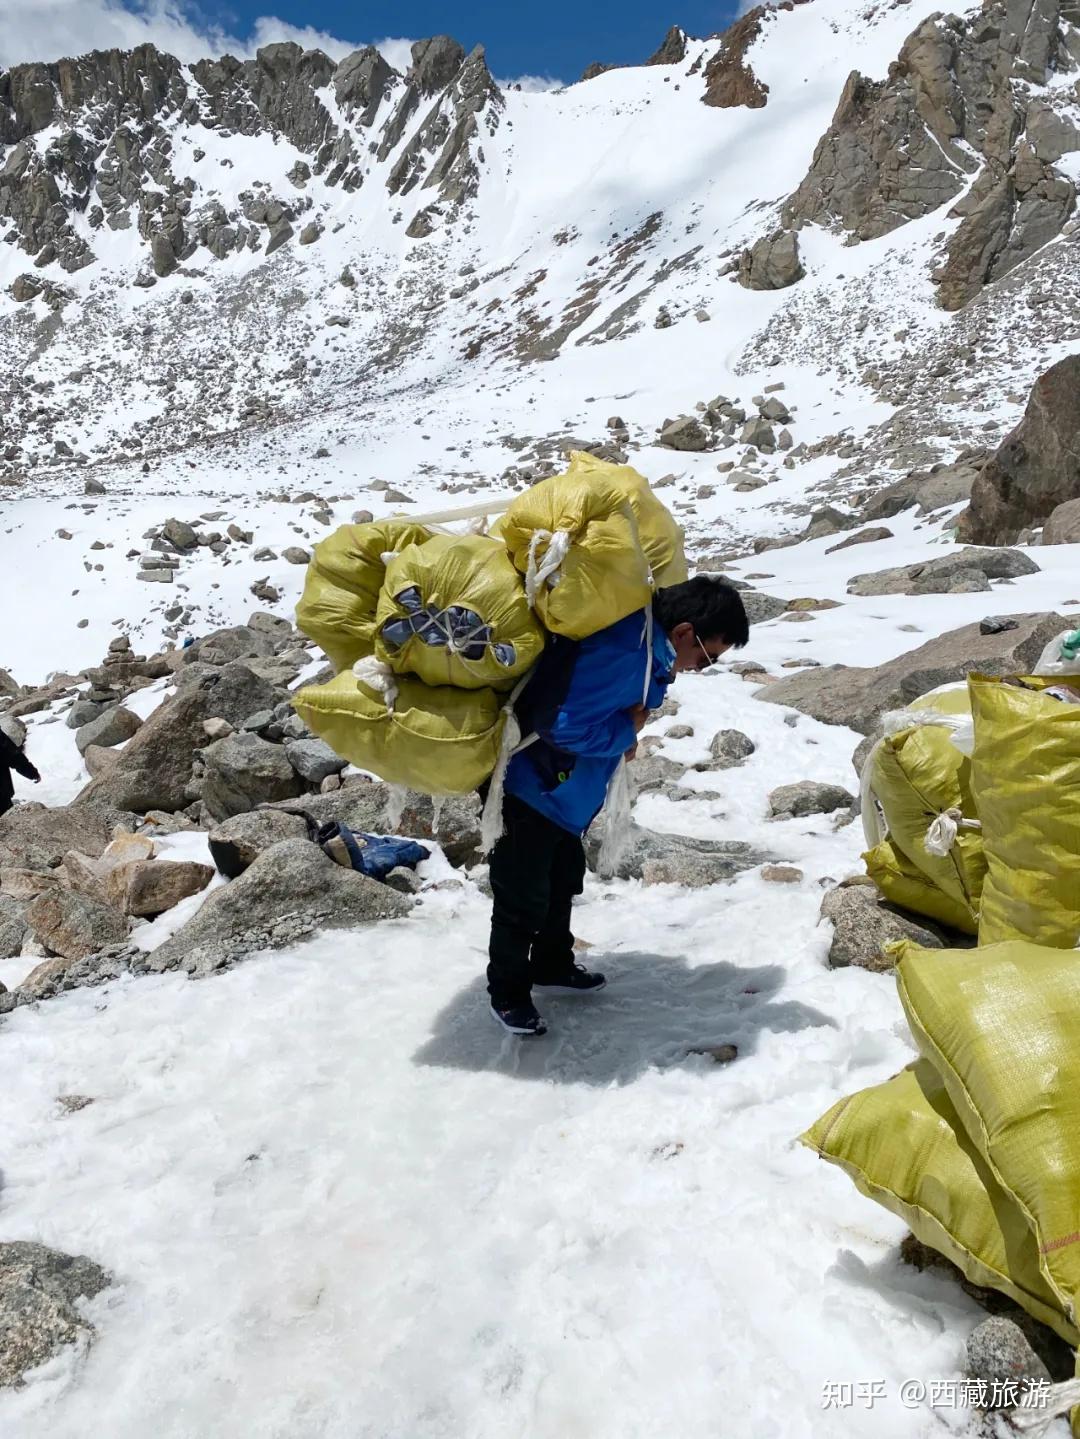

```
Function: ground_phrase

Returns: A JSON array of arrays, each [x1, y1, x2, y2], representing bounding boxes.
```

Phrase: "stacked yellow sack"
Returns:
[[969, 674, 1080, 949], [295, 519, 433, 672], [494, 451, 687, 639], [293, 455, 684, 795], [804, 939, 1080, 1432], [861, 686, 985, 934]]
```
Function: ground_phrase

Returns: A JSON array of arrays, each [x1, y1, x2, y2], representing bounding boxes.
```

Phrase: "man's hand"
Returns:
[[629, 703, 650, 734], [624, 743, 638, 762], [32, 776, 41, 784]]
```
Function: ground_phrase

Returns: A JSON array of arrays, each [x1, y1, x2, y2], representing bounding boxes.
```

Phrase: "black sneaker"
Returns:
[[532, 963, 606, 996], [490, 1002, 548, 1037]]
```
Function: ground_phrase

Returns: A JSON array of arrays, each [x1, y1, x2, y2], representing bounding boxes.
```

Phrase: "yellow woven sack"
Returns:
[[969, 674, 1080, 948], [897, 938, 1080, 1343], [295, 520, 433, 672], [373, 533, 544, 691], [293, 672, 505, 795], [801, 1057, 1075, 1343], [863, 686, 984, 933], [494, 452, 687, 640], [863, 838, 976, 934]]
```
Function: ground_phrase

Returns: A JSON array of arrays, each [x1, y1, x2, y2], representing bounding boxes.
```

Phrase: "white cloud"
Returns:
[[0, 0, 417, 74], [498, 73, 561, 94]]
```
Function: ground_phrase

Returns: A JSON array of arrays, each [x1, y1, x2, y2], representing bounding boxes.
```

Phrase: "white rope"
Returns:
[[352, 655, 399, 713], [1009, 1377, 1080, 1434], [480, 668, 539, 855], [924, 808, 982, 858], [859, 739, 888, 849], [524, 528, 571, 608], [379, 550, 399, 566], [384, 784, 407, 832]]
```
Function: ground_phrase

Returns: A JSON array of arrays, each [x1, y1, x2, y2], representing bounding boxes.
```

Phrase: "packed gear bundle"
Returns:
[[293, 453, 686, 803], [804, 940, 1080, 1434], [859, 630, 1080, 946]]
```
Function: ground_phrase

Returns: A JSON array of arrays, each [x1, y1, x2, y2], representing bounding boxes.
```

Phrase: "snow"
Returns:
[[0, 0, 1076, 1431]]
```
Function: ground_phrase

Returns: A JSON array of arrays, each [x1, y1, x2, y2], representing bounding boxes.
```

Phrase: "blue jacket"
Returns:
[[505, 607, 675, 835]]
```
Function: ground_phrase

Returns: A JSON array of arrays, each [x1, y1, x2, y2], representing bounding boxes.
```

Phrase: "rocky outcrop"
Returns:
[[846, 547, 1039, 596], [782, 0, 1080, 308], [647, 27, 689, 66], [958, 355, 1080, 544], [820, 881, 947, 970], [702, 9, 769, 109], [758, 611, 1072, 733], [0, 33, 496, 278]]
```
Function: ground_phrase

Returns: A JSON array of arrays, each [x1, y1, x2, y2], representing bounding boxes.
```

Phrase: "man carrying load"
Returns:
[[487, 576, 749, 1037]]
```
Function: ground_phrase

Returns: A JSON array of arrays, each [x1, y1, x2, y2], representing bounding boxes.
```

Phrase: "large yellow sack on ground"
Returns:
[[296, 520, 433, 672], [494, 452, 687, 639], [863, 838, 976, 934], [801, 1058, 1076, 1343], [897, 938, 1080, 1344], [862, 685, 984, 933], [293, 672, 505, 795], [969, 674, 1080, 948], [374, 533, 544, 691]]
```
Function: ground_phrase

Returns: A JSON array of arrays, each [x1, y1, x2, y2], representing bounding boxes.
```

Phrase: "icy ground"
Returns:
[[4, 525, 1080, 1435]]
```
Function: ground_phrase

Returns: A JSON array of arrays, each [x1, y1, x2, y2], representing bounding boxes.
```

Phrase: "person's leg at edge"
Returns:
[[487, 796, 560, 1032]]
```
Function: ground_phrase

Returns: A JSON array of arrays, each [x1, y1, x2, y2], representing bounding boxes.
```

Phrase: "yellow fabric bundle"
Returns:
[[295, 520, 433, 673], [292, 671, 506, 796], [494, 452, 688, 640], [969, 674, 1080, 948], [803, 939, 1080, 1432], [374, 533, 544, 691], [862, 685, 985, 934]]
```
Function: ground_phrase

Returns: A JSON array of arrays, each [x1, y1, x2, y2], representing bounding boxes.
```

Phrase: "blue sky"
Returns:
[[184, 1, 742, 82], [3, 1, 743, 81]]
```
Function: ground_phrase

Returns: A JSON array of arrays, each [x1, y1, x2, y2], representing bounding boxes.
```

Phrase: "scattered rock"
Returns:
[[705, 729, 756, 769], [200, 732, 304, 822], [207, 809, 309, 877], [26, 886, 128, 963], [759, 612, 1072, 734], [847, 548, 1038, 597], [659, 415, 709, 452], [740, 592, 788, 625], [0, 1241, 110, 1387], [585, 819, 771, 884], [768, 781, 855, 819], [142, 838, 410, 976], [820, 883, 946, 971], [105, 859, 214, 917], [1043, 497, 1080, 546], [284, 739, 347, 785], [826, 527, 894, 554], [74, 706, 142, 755], [966, 1317, 1052, 1401], [761, 864, 804, 883], [162, 517, 197, 550], [738, 230, 803, 290]]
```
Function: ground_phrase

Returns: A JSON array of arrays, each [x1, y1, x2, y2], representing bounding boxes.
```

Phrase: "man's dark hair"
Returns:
[[653, 576, 749, 649]]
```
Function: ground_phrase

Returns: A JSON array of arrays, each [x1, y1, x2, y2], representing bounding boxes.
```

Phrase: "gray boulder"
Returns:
[[0, 1241, 111, 1387], [75, 705, 142, 755], [26, 886, 129, 962], [659, 416, 708, 452], [269, 783, 482, 866], [769, 781, 855, 819], [77, 664, 282, 813], [0, 895, 28, 960], [739, 417, 775, 450], [758, 611, 1071, 734], [285, 738, 347, 784], [1043, 497, 1080, 545], [142, 838, 411, 975], [200, 733, 304, 821], [183, 626, 274, 667], [740, 592, 788, 625], [847, 547, 1039, 597], [738, 230, 803, 290], [208, 809, 309, 877], [820, 883, 946, 971], [959, 356, 1080, 545], [0, 804, 118, 870], [162, 517, 197, 550], [585, 818, 771, 884], [627, 753, 686, 795], [66, 698, 110, 730], [705, 729, 756, 769], [825, 526, 894, 554], [965, 1316, 1051, 1401]]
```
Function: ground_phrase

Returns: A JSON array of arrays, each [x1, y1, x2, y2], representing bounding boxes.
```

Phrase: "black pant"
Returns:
[[487, 794, 586, 1008]]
